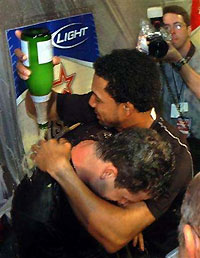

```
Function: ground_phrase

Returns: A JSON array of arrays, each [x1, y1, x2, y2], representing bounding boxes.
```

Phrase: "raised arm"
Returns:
[[15, 30, 61, 80], [163, 42, 200, 99], [178, 62, 200, 99], [31, 139, 155, 253], [54, 171, 155, 253], [25, 90, 59, 121]]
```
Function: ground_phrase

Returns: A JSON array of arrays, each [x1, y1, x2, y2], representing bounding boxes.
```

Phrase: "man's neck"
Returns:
[[117, 109, 155, 131], [178, 40, 191, 57]]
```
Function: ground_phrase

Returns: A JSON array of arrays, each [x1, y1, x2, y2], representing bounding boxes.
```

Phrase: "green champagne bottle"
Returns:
[[21, 27, 53, 138], [21, 27, 53, 99]]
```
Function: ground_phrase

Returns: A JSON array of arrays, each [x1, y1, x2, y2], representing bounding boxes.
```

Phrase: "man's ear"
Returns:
[[100, 165, 118, 180], [122, 102, 135, 116], [183, 224, 196, 258]]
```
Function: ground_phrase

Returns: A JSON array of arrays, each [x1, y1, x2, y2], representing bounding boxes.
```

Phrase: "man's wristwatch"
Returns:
[[172, 58, 187, 71]]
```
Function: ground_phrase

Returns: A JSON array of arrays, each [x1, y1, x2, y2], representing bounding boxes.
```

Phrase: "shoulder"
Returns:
[[56, 91, 92, 114], [12, 169, 61, 223], [152, 116, 193, 182], [57, 91, 92, 103], [152, 115, 193, 179], [153, 117, 189, 149], [56, 92, 96, 125], [193, 44, 200, 55], [189, 46, 200, 72], [146, 118, 193, 219]]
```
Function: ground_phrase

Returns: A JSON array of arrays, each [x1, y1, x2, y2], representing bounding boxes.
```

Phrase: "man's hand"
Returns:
[[30, 138, 72, 177], [15, 30, 30, 80], [163, 41, 182, 63], [15, 30, 61, 80], [15, 29, 59, 121]]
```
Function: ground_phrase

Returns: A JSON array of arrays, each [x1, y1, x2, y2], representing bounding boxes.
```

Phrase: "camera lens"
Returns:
[[148, 36, 169, 58]]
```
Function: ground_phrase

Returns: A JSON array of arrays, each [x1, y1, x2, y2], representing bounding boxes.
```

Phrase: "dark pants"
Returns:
[[0, 215, 16, 258]]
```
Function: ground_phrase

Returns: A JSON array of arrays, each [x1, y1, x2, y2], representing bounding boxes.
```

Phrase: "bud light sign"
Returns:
[[6, 13, 99, 102], [51, 14, 99, 60], [52, 23, 89, 49]]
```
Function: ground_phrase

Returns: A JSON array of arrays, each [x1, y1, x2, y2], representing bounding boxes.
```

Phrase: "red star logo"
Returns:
[[53, 63, 76, 94]]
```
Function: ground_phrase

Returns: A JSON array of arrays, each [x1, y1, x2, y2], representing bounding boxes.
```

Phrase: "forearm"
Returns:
[[25, 91, 37, 119], [25, 90, 58, 121], [164, 43, 200, 99], [52, 165, 155, 253], [179, 64, 200, 99]]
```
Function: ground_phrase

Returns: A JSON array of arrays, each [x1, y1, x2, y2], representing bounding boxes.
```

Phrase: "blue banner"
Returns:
[[6, 13, 99, 102]]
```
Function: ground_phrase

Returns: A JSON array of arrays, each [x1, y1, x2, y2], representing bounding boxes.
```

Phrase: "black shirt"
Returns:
[[56, 92, 193, 256], [56, 92, 192, 218], [12, 123, 112, 258]]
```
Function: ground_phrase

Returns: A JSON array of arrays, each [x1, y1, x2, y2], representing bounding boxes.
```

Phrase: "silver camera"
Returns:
[[137, 7, 171, 58]]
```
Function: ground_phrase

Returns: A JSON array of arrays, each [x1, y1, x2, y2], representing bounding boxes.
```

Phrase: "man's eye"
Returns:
[[163, 25, 170, 31], [175, 23, 182, 30]]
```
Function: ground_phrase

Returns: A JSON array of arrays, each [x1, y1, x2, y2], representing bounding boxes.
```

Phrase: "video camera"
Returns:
[[136, 7, 171, 58]]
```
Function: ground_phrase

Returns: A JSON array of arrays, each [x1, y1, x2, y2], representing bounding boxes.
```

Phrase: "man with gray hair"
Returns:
[[178, 172, 200, 257], [12, 127, 174, 258]]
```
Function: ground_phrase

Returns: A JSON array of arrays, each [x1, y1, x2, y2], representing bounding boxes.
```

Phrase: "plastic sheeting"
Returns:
[[0, 0, 191, 214]]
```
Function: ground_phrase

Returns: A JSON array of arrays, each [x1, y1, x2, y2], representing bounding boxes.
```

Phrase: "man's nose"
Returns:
[[169, 26, 176, 34]]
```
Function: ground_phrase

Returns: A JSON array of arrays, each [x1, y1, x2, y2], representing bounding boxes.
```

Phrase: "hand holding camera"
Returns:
[[136, 7, 171, 59]]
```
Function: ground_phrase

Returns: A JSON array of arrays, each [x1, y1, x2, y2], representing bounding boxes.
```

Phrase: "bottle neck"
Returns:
[[38, 122, 48, 130], [38, 122, 49, 140]]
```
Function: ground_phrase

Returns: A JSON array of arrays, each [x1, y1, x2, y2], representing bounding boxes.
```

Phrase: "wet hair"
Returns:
[[95, 128, 174, 199], [93, 49, 161, 112], [163, 5, 190, 26], [178, 172, 200, 247]]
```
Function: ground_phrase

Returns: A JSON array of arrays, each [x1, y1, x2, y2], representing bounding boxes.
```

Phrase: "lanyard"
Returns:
[[172, 42, 196, 102], [161, 42, 196, 112], [160, 42, 196, 134], [172, 69, 184, 102], [184, 42, 196, 62]]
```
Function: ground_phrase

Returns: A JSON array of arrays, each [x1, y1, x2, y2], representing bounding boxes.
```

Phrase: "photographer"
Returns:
[[160, 5, 200, 174]]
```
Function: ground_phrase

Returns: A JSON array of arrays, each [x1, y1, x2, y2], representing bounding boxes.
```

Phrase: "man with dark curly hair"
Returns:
[[16, 47, 193, 257], [12, 128, 174, 258]]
